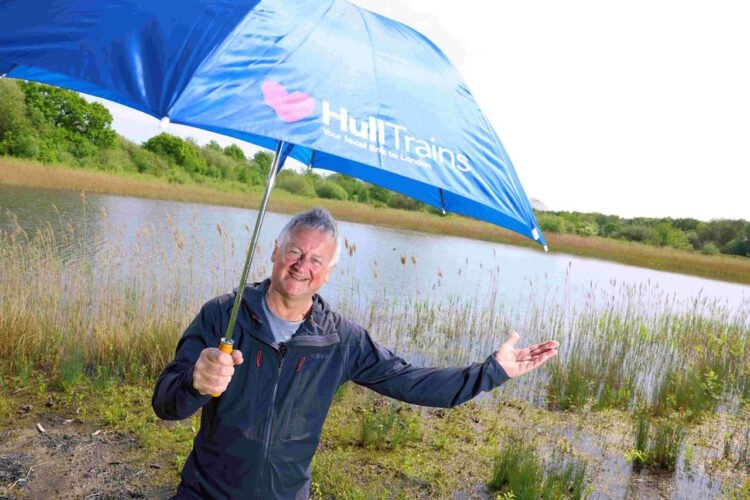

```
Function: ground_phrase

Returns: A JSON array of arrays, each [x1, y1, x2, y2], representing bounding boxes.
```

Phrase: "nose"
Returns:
[[291, 255, 312, 272]]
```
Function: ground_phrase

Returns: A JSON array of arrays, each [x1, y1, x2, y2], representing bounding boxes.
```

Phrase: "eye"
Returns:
[[312, 258, 322, 267], [288, 249, 301, 257]]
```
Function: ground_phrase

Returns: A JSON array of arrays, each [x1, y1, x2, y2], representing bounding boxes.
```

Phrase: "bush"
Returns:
[[618, 224, 653, 243], [13, 134, 40, 159], [576, 222, 599, 237], [600, 222, 619, 237], [648, 222, 690, 250], [367, 185, 392, 206], [253, 151, 273, 176], [701, 242, 720, 256], [389, 193, 426, 211], [276, 172, 315, 197], [316, 180, 348, 200], [722, 237, 749, 257], [537, 214, 563, 233], [201, 147, 237, 172], [328, 174, 369, 203], [223, 144, 245, 161], [143, 133, 207, 175]]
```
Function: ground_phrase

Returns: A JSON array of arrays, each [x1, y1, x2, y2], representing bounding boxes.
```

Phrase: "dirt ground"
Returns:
[[0, 409, 173, 499]]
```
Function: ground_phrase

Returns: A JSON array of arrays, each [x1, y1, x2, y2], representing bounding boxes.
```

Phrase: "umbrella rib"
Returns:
[[352, 4, 383, 170], [252, 2, 337, 94], [165, 5, 258, 116]]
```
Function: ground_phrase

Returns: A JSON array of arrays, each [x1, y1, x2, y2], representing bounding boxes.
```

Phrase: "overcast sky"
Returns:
[[97, 0, 749, 222]]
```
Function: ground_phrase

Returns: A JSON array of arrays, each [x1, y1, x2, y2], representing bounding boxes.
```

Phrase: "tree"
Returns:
[[316, 180, 348, 200], [253, 151, 273, 176], [648, 222, 690, 249], [223, 144, 245, 161], [368, 185, 392, 206], [0, 79, 37, 157], [143, 133, 207, 175], [329, 174, 369, 203], [21, 82, 115, 149]]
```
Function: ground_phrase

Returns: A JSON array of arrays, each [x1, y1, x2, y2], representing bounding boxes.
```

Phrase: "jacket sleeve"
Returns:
[[152, 301, 219, 420], [344, 325, 509, 408]]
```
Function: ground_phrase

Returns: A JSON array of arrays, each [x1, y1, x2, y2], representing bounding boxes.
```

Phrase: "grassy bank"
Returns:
[[2, 157, 749, 285]]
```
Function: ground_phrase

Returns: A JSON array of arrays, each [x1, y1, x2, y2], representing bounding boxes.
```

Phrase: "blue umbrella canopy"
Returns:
[[0, 0, 546, 249]]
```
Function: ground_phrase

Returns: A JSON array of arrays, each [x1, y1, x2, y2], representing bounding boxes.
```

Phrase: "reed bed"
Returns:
[[1, 205, 748, 414]]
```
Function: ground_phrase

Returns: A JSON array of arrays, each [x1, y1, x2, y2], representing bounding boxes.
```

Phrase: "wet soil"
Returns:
[[0, 411, 172, 499]]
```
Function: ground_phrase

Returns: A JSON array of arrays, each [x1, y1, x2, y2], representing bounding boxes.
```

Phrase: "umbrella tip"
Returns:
[[0, 73, 6, 79], [159, 116, 170, 131], [543, 244, 549, 253]]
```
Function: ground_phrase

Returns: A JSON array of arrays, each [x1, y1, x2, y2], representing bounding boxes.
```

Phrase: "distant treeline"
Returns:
[[1, 80, 747, 257]]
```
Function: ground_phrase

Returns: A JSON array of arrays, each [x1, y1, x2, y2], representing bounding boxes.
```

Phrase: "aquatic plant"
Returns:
[[489, 434, 588, 500]]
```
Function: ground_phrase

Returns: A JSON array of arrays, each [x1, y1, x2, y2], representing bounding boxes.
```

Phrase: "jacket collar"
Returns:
[[234, 279, 331, 341]]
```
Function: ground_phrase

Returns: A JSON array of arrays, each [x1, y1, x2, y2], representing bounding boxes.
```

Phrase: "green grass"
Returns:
[[489, 434, 588, 500], [359, 400, 421, 451], [631, 414, 686, 472]]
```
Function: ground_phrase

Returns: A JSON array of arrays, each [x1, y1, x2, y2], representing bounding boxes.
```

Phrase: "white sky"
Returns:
[[96, 0, 750, 221]]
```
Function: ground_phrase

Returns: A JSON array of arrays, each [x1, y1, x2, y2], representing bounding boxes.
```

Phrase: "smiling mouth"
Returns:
[[288, 271, 308, 282]]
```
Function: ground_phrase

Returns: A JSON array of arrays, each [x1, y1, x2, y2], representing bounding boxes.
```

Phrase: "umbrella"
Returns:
[[0, 0, 547, 351]]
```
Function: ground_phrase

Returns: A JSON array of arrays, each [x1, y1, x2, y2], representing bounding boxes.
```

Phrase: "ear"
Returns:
[[271, 241, 279, 262]]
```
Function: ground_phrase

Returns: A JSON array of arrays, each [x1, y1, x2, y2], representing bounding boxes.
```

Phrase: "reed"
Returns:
[[489, 434, 588, 500]]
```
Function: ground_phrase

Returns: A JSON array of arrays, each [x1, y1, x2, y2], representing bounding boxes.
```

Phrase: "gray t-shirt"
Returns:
[[262, 293, 303, 344]]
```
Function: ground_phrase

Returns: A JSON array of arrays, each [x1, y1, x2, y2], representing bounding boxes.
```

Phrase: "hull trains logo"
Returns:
[[261, 80, 471, 173]]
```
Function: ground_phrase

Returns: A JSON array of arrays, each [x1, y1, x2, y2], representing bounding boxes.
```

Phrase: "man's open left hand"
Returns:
[[494, 331, 558, 378]]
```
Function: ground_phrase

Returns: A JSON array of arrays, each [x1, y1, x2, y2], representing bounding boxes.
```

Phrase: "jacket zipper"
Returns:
[[255, 342, 287, 499], [280, 357, 306, 438]]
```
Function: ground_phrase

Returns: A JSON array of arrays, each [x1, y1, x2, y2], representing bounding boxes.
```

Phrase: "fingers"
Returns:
[[206, 348, 235, 366], [524, 349, 558, 371], [527, 340, 560, 356], [514, 339, 558, 356], [193, 347, 242, 396]]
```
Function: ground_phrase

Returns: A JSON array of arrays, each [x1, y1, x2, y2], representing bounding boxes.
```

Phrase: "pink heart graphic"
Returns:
[[262, 81, 316, 123]]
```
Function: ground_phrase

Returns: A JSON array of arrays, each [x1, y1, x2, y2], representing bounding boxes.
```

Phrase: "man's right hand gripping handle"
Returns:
[[192, 341, 244, 397]]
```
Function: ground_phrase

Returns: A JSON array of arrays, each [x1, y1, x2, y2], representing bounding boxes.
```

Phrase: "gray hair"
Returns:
[[276, 208, 341, 266]]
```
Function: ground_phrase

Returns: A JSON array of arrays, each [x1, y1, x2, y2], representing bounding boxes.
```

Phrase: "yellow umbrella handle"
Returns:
[[211, 339, 234, 398]]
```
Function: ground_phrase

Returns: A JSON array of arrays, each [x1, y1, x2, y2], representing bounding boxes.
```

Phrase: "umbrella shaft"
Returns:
[[223, 141, 285, 342]]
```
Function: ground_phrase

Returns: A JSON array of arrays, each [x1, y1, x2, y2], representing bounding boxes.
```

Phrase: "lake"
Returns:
[[2, 184, 747, 310]]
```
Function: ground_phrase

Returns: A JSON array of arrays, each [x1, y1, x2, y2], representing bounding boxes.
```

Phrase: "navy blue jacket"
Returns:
[[152, 280, 509, 499]]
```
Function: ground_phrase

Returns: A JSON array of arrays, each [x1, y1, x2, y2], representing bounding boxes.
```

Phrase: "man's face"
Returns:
[[269, 227, 337, 304]]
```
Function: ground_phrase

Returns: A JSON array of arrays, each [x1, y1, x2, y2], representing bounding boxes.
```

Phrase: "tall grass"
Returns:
[[489, 434, 588, 499], [630, 413, 686, 472], [1, 203, 748, 422], [0, 207, 265, 383]]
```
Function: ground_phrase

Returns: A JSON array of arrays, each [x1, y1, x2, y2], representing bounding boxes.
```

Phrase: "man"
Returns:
[[153, 208, 558, 499]]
